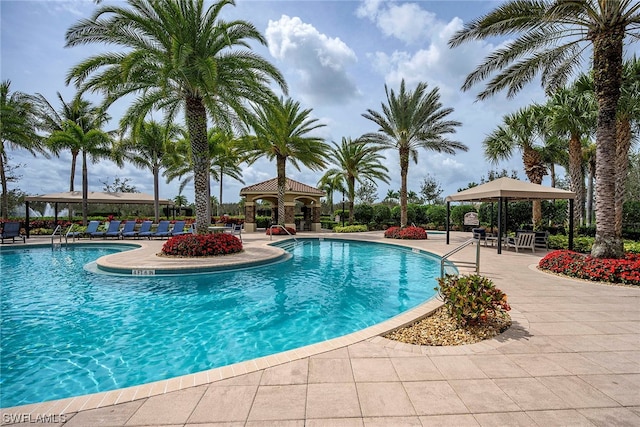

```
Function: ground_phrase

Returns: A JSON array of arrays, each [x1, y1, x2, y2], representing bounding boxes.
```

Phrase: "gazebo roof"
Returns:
[[240, 178, 325, 196], [445, 177, 575, 202], [25, 191, 174, 205]]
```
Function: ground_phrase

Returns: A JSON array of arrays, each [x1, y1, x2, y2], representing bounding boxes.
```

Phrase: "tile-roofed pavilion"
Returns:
[[240, 178, 325, 232]]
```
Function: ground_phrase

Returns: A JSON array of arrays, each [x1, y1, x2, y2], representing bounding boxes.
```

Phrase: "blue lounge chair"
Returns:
[[170, 220, 187, 236], [82, 220, 101, 238], [1, 221, 25, 243], [149, 220, 171, 239], [91, 220, 121, 239], [136, 221, 154, 239], [120, 221, 137, 239]]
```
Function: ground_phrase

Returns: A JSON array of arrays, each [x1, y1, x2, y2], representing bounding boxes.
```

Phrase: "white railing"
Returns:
[[268, 224, 297, 243], [440, 238, 480, 277]]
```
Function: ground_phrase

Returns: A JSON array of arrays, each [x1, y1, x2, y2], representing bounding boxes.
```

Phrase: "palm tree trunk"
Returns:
[[348, 175, 355, 224], [218, 173, 223, 217], [153, 165, 160, 223], [615, 118, 631, 239], [277, 155, 286, 225], [185, 96, 210, 234], [0, 152, 8, 219], [82, 150, 88, 226], [522, 145, 545, 226], [399, 146, 409, 227], [591, 30, 625, 258], [568, 133, 585, 228], [69, 150, 78, 192], [587, 158, 595, 226]]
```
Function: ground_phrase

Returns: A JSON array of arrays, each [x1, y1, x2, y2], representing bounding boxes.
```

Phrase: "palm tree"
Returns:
[[483, 105, 548, 225], [363, 79, 466, 227], [65, 0, 287, 234], [241, 97, 330, 225], [448, 0, 640, 258], [320, 137, 390, 224], [545, 81, 597, 226], [0, 81, 45, 219], [383, 189, 400, 206], [116, 120, 181, 222], [317, 173, 345, 216]]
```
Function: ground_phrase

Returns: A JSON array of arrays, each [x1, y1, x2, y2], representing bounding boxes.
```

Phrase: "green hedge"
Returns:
[[333, 225, 368, 233]]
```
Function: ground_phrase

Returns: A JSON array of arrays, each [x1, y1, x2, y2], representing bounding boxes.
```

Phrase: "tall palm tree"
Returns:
[[383, 189, 400, 206], [545, 81, 597, 226], [363, 79, 465, 227], [317, 173, 345, 216], [320, 137, 390, 224], [65, 0, 287, 234], [48, 119, 114, 225], [448, 0, 640, 258], [116, 120, 181, 222], [0, 81, 45, 219], [241, 97, 330, 225]]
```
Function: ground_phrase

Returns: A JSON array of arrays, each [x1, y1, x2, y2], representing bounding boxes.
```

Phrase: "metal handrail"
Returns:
[[64, 224, 77, 243], [440, 238, 480, 277], [269, 224, 298, 243], [51, 225, 62, 246]]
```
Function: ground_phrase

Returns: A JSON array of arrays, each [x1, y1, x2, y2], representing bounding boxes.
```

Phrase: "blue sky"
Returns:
[[3, 0, 632, 209]]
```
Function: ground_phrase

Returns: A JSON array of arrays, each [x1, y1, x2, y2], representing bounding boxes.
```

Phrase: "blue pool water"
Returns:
[[0, 239, 440, 408]]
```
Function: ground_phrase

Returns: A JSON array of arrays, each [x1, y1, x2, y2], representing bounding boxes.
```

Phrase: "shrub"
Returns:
[[436, 274, 511, 326], [354, 204, 374, 224], [548, 235, 594, 253], [265, 226, 296, 235], [334, 225, 368, 233], [384, 226, 400, 238], [373, 204, 392, 224], [383, 225, 427, 239], [426, 205, 447, 228], [625, 241, 640, 253], [161, 233, 243, 257], [539, 250, 640, 285]]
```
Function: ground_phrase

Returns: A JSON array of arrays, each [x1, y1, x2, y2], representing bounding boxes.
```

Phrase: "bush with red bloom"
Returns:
[[384, 226, 427, 240], [266, 226, 296, 235], [539, 250, 640, 286], [161, 233, 242, 257]]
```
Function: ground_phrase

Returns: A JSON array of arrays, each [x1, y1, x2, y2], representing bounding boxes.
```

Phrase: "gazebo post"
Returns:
[[25, 200, 30, 238], [446, 201, 450, 245], [54, 202, 59, 225], [497, 197, 503, 255], [569, 198, 575, 250]]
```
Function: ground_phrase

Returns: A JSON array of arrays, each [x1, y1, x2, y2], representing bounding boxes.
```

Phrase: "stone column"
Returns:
[[311, 205, 322, 231], [284, 202, 296, 230], [244, 201, 256, 232]]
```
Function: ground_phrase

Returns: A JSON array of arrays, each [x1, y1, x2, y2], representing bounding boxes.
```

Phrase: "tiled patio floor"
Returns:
[[2, 231, 639, 426]]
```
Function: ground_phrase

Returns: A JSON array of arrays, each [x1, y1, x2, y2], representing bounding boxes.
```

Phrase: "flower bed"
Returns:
[[384, 226, 428, 240], [266, 226, 296, 235], [538, 250, 640, 286], [161, 233, 242, 257]]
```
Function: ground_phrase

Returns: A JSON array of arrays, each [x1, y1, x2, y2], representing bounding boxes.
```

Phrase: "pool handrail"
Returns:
[[440, 238, 480, 278], [269, 224, 297, 243]]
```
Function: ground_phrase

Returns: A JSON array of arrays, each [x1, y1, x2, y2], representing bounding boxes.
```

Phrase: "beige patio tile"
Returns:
[[260, 359, 308, 385], [468, 354, 530, 378], [355, 382, 415, 417], [247, 385, 307, 421], [543, 352, 612, 375], [391, 357, 443, 381], [244, 420, 303, 427], [125, 386, 206, 426], [448, 379, 520, 413], [348, 342, 389, 358], [498, 335, 571, 354], [306, 418, 363, 427], [578, 407, 640, 426], [429, 355, 487, 379], [538, 376, 618, 408], [493, 377, 570, 410], [403, 381, 468, 415], [419, 414, 479, 426], [211, 371, 262, 386], [62, 400, 144, 427], [310, 347, 350, 359], [362, 416, 422, 426], [472, 411, 536, 426], [507, 354, 572, 377], [187, 385, 257, 424], [306, 383, 361, 419], [578, 373, 640, 406], [351, 358, 399, 382], [308, 358, 354, 383], [525, 409, 594, 426], [581, 351, 640, 374]]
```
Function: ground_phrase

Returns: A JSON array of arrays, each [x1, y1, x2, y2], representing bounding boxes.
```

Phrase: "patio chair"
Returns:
[[149, 220, 171, 239], [169, 220, 187, 236], [82, 220, 101, 238], [535, 230, 549, 250], [91, 220, 121, 239], [1, 221, 25, 243], [471, 227, 487, 246], [225, 223, 242, 242], [136, 221, 154, 239], [120, 221, 137, 239], [505, 232, 536, 253]]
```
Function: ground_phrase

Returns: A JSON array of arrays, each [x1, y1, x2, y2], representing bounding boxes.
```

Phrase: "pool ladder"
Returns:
[[50, 224, 78, 248], [440, 238, 480, 277]]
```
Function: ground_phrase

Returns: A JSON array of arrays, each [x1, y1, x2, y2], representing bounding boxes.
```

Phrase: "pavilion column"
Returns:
[[311, 203, 322, 231], [244, 201, 256, 232], [284, 202, 296, 230]]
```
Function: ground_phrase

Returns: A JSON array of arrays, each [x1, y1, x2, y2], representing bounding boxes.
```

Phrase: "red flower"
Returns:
[[161, 233, 243, 257], [539, 250, 639, 286]]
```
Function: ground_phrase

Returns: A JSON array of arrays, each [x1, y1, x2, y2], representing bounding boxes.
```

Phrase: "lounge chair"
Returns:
[[91, 220, 121, 239], [1, 221, 25, 243], [170, 220, 187, 236], [136, 221, 154, 239], [120, 221, 137, 239], [506, 232, 536, 253], [225, 223, 242, 242], [82, 220, 101, 238], [149, 220, 171, 239]]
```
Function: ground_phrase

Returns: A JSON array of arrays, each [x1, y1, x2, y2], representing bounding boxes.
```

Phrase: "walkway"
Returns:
[[1, 231, 639, 426]]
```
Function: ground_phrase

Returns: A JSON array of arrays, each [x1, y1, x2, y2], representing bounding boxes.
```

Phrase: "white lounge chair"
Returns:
[[506, 232, 536, 253]]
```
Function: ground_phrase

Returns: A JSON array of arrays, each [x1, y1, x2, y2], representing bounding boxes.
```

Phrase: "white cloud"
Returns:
[[266, 15, 360, 105]]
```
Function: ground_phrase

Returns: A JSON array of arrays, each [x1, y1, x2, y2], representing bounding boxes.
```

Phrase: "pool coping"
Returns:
[[2, 234, 463, 413]]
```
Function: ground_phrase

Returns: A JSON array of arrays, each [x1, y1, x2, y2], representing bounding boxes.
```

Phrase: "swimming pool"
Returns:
[[0, 239, 441, 408]]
